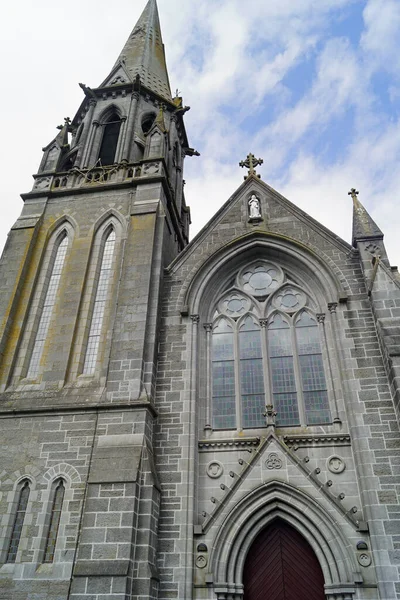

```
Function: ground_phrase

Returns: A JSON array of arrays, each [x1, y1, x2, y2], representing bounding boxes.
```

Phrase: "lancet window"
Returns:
[[82, 227, 116, 375], [43, 479, 65, 563], [210, 262, 330, 429], [26, 232, 69, 379], [6, 480, 30, 563]]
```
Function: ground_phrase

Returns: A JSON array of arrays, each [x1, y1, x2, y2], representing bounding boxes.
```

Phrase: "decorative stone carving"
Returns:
[[265, 453, 283, 470], [206, 461, 224, 478], [34, 177, 51, 190], [143, 162, 160, 175], [273, 287, 306, 312], [327, 455, 346, 474], [248, 194, 262, 221], [196, 555, 207, 569], [358, 552, 371, 567], [328, 302, 338, 314], [365, 242, 381, 256], [111, 75, 126, 84], [219, 292, 251, 317], [240, 263, 283, 297]]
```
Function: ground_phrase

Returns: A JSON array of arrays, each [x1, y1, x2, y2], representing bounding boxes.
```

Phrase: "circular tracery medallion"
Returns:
[[240, 263, 283, 297]]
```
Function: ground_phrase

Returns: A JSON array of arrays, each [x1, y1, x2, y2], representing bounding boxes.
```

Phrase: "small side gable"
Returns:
[[99, 62, 133, 88]]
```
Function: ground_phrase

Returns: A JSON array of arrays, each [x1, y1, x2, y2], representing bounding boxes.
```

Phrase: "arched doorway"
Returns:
[[243, 519, 325, 600]]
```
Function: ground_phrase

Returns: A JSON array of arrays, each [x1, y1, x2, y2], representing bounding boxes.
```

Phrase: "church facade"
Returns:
[[0, 1, 400, 599]]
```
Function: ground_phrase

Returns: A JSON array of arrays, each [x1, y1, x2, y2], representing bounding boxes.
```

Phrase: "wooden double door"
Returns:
[[243, 519, 325, 600]]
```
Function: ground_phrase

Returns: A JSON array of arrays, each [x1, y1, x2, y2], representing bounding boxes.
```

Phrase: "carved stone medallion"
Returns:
[[327, 455, 346, 474], [196, 555, 207, 569], [206, 461, 224, 479], [265, 453, 283, 470], [358, 552, 371, 567]]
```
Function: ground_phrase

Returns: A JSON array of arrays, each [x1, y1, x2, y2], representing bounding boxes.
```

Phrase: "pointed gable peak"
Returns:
[[101, 0, 172, 102], [349, 188, 383, 247]]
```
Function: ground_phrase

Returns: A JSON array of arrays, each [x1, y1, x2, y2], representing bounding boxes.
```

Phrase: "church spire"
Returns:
[[349, 188, 384, 247], [101, 0, 172, 102]]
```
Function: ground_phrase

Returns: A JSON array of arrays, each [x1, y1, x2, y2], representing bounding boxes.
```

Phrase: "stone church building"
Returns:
[[1, 1, 400, 599]]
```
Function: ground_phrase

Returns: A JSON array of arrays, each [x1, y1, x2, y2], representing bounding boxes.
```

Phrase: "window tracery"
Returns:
[[210, 261, 330, 429]]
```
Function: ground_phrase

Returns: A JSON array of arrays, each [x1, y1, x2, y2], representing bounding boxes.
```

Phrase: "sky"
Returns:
[[1, 0, 400, 264]]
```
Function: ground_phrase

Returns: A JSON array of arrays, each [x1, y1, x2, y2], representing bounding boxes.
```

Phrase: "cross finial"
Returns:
[[239, 153, 263, 179], [348, 187, 359, 202]]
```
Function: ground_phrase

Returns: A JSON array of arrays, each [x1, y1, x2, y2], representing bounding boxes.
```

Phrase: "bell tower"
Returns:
[[0, 4, 197, 598], [0, 0, 198, 399]]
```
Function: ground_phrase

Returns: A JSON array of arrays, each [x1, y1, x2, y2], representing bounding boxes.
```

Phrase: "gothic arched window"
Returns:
[[6, 480, 30, 563], [82, 227, 116, 375], [98, 113, 121, 165], [209, 262, 331, 430], [43, 479, 65, 563], [26, 232, 69, 379]]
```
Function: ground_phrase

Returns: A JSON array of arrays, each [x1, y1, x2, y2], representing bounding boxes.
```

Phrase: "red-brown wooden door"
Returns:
[[243, 519, 325, 600]]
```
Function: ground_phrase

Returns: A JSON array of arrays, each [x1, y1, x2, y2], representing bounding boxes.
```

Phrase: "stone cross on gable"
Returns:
[[239, 153, 263, 179], [348, 188, 359, 202]]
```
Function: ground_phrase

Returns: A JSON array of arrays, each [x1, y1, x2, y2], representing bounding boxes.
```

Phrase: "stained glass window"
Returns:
[[209, 264, 332, 430], [239, 317, 265, 428], [83, 229, 116, 375], [6, 481, 30, 563], [212, 319, 236, 429], [27, 234, 68, 379], [43, 480, 65, 563], [296, 313, 331, 425], [268, 314, 300, 426]]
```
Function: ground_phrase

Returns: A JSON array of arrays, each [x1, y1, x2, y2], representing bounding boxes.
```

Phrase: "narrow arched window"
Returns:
[[212, 319, 236, 429], [43, 479, 65, 563], [83, 228, 116, 375], [6, 480, 30, 563], [268, 314, 300, 426], [239, 317, 265, 428], [27, 233, 68, 379], [295, 312, 330, 425], [98, 113, 121, 165]]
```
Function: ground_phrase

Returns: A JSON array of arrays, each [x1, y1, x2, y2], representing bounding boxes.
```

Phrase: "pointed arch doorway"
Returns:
[[243, 519, 325, 600]]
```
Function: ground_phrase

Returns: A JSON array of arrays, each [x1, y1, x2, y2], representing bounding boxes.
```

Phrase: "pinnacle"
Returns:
[[349, 188, 383, 246], [102, 0, 172, 102]]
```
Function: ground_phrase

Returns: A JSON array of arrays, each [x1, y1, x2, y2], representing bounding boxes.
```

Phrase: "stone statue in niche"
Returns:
[[248, 194, 262, 221]]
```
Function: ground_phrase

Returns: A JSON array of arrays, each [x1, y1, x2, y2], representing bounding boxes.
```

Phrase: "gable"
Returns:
[[169, 176, 353, 279], [99, 62, 132, 88]]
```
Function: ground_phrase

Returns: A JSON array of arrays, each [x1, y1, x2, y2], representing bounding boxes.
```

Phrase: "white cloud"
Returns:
[[361, 0, 400, 74], [0, 0, 399, 269]]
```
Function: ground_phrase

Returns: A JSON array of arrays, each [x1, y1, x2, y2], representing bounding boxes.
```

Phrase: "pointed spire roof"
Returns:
[[349, 188, 383, 247], [102, 0, 172, 102]]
